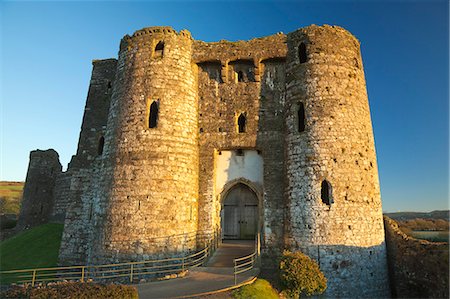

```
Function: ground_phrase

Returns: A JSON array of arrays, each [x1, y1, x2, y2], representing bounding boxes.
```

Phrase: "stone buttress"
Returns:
[[284, 25, 390, 297]]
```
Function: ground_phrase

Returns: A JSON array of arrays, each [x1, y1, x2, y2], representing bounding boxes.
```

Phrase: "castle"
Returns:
[[18, 25, 390, 297]]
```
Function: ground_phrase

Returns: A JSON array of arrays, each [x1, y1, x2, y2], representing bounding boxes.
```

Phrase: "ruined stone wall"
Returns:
[[68, 59, 117, 170], [51, 172, 72, 223], [17, 149, 62, 230], [58, 168, 94, 265], [384, 216, 449, 298], [87, 27, 199, 264], [193, 35, 287, 259], [284, 25, 389, 297]]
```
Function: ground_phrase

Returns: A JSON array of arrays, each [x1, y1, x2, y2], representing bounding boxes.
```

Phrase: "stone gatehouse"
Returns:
[[18, 24, 390, 297]]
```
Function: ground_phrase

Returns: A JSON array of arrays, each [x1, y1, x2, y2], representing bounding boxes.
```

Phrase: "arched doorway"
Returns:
[[222, 183, 258, 240]]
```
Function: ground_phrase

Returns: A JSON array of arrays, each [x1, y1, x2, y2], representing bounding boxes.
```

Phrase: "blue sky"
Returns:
[[1, 0, 448, 212]]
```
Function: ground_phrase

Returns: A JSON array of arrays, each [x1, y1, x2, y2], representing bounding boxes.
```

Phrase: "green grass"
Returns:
[[0, 223, 64, 272], [233, 279, 279, 299], [0, 181, 24, 215]]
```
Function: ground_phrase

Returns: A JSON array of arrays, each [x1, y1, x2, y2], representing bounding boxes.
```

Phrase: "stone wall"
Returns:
[[284, 25, 389, 297], [68, 59, 117, 170], [16, 149, 62, 230], [384, 216, 449, 298], [51, 171, 72, 223], [193, 34, 287, 259]]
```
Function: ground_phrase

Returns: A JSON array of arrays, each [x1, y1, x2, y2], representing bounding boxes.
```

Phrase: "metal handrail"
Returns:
[[233, 233, 260, 285], [0, 230, 220, 286]]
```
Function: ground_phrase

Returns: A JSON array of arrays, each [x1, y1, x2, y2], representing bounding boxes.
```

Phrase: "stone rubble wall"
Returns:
[[51, 171, 72, 223], [284, 25, 389, 297], [58, 168, 94, 265], [68, 59, 117, 170], [384, 216, 449, 298], [16, 149, 62, 230]]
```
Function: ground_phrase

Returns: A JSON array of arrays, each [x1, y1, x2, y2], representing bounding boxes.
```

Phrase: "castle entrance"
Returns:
[[222, 183, 258, 240]]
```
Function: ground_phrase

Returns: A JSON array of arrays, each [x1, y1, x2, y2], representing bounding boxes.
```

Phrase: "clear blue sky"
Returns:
[[1, 1, 448, 212]]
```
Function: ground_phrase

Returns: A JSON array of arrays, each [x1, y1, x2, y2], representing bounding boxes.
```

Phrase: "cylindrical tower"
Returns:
[[284, 25, 390, 297], [93, 27, 199, 262]]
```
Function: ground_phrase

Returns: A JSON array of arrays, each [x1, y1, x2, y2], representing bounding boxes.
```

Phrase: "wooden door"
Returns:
[[222, 183, 258, 240], [223, 204, 239, 239], [241, 204, 258, 239]]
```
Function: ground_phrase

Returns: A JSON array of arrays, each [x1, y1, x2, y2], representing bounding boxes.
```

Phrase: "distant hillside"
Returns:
[[385, 210, 449, 221], [0, 181, 24, 215]]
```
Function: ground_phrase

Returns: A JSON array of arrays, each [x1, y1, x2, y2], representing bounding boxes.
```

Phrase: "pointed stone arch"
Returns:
[[219, 178, 263, 240]]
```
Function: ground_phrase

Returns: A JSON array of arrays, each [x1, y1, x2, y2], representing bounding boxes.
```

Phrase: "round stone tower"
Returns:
[[94, 27, 199, 262], [284, 25, 390, 297]]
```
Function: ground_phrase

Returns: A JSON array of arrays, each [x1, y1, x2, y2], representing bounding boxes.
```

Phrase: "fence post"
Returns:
[[130, 264, 134, 283], [182, 257, 185, 272], [81, 266, 85, 282], [31, 270, 36, 287], [257, 232, 261, 256], [234, 260, 237, 285]]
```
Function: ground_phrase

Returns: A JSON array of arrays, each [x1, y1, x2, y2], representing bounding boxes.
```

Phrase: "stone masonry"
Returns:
[[20, 25, 390, 297]]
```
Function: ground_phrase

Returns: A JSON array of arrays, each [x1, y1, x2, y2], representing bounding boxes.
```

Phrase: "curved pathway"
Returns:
[[136, 240, 257, 299]]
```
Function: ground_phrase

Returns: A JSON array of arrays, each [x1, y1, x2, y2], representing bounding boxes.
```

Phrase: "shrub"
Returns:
[[233, 279, 279, 299], [1, 282, 139, 299], [279, 250, 327, 298]]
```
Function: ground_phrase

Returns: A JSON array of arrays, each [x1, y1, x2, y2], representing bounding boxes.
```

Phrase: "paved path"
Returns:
[[206, 240, 254, 267], [136, 240, 257, 299], [136, 267, 258, 299]]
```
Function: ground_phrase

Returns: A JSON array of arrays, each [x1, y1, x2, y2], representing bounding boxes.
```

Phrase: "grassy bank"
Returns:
[[0, 223, 64, 272]]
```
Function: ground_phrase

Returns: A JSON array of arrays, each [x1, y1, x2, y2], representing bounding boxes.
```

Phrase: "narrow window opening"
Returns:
[[107, 81, 112, 89], [154, 41, 164, 58], [89, 203, 93, 220], [299, 42, 307, 64], [199, 128, 204, 133], [138, 200, 141, 211], [237, 71, 244, 82], [238, 113, 246, 133], [149, 101, 159, 128], [297, 102, 305, 132], [40, 204, 44, 214], [98, 136, 105, 156], [321, 180, 333, 206]]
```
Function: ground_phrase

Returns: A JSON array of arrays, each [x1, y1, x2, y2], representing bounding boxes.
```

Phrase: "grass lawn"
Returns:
[[0, 223, 64, 272], [0, 181, 24, 215], [233, 279, 279, 299]]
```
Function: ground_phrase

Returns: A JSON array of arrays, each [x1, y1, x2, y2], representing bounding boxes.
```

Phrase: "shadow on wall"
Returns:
[[384, 216, 449, 299]]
